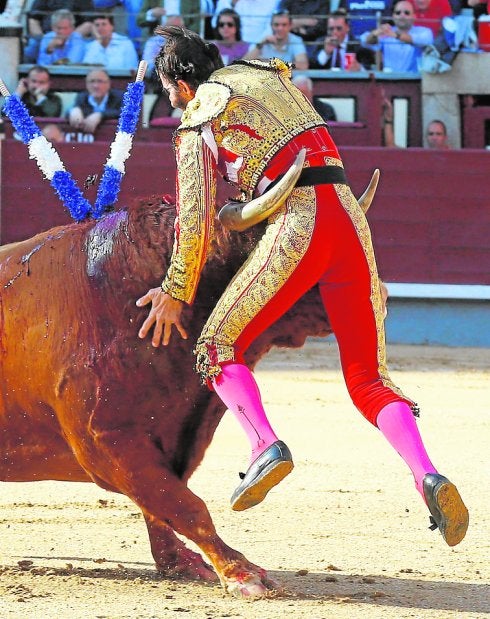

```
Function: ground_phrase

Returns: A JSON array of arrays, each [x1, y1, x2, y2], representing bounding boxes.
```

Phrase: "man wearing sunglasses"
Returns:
[[360, 0, 433, 72]]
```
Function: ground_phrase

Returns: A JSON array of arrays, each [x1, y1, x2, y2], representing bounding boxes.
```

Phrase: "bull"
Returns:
[[0, 195, 333, 597]]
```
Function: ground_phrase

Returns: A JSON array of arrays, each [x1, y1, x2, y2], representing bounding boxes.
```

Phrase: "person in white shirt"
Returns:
[[212, 0, 279, 44], [82, 14, 139, 71], [244, 10, 309, 68]]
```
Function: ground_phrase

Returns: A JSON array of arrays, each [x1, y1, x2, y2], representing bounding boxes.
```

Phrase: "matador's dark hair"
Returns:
[[154, 26, 224, 90]]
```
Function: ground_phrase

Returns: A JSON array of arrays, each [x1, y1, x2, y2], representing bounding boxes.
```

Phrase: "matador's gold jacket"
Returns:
[[161, 58, 326, 305]]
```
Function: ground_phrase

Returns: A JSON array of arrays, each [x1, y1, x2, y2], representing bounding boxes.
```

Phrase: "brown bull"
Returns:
[[0, 197, 330, 597]]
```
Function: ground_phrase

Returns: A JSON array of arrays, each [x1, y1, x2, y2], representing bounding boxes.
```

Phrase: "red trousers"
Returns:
[[196, 127, 413, 425]]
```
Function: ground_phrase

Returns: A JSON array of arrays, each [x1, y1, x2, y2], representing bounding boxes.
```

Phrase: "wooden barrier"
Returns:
[[462, 105, 490, 149], [1, 138, 489, 286], [2, 117, 180, 142]]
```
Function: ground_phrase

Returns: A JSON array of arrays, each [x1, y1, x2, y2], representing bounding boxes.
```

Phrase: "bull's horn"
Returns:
[[357, 168, 380, 214], [218, 148, 306, 232]]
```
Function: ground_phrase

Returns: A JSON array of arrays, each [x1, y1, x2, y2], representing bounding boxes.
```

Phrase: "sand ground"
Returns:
[[0, 339, 488, 619]]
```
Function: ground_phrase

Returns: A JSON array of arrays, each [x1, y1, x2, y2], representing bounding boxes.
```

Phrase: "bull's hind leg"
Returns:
[[78, 429, 279, 597], [143, 512, 217, 582]]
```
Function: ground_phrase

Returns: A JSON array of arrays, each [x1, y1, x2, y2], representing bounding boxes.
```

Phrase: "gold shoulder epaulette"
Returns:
[[178, 82, 231, 130], [232, 58, 293, 78]]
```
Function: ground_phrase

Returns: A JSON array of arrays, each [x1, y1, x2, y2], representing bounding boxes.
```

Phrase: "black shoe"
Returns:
[[230, 441, 294, 512], [423, 473, 469, 547]]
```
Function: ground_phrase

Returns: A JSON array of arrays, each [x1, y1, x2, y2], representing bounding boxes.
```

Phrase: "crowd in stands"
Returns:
[[1, 0, 487, 70], [1, 0, 489, 138]]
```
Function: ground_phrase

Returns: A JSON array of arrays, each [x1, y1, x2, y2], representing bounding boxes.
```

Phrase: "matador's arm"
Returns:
[[161, 129, 217, 305]]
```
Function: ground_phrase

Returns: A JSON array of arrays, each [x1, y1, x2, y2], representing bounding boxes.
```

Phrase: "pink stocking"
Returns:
[[377, 401, 438, 498], [212, 363, 278, 463]]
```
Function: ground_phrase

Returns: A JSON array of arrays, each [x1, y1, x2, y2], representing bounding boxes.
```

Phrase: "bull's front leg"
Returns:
[[143, 512, 217, 582], [79, 429, 279, 597]]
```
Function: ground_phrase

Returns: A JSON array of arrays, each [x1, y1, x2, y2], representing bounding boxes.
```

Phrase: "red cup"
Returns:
[[344, 52, 356, 70], [478, 16, 490, 52]]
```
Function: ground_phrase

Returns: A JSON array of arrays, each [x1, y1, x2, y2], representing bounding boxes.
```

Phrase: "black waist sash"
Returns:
[[296, 165, 348, 187], [266, 165, 348, 193]]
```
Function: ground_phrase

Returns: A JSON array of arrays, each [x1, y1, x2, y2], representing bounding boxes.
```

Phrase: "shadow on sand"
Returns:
[[6, 558, 489, 614]]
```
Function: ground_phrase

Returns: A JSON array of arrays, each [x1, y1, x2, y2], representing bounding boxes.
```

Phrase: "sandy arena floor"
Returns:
[[0, 339, 488, 619]]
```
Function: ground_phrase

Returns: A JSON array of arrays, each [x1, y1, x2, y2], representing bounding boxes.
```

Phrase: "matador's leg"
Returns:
[[315, 182, 468, 546], [196, 184, 334, 510]]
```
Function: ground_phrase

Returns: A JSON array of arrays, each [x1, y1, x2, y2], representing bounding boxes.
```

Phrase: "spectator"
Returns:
[[26, 0, 94, 61], [381, 96, 398, 147], [14, 65, 62, 117], [309, 10, 359, 69], [425, 118, 451, 148], [137, 0, 213, 35], [277, 0, 328, 42], [361, 0, 433, 72], [292, 74, 337, 121], [338, 0, 391, 40], [67, 68, 123, 133], [410, 0, 453, 36], [460, 0, 488, 19], [37, 9, 86, 64], [244, 10, 309, 68], [0, 0, 25, 26], [82, 14, 139, 70], [212, 0, 280, 43], [42, 122, 65, 142], [213, 8, 249, 65]]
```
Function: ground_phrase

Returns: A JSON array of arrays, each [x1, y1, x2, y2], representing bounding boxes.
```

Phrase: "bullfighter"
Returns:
[[137, 26, 468, 546]]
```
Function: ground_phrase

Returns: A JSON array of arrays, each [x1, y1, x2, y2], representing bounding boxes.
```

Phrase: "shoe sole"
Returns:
[[433, 480, 469, 547], [231, 460, 294, 512]]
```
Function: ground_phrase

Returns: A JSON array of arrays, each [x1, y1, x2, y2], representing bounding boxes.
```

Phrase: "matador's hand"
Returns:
[[136, 288, 187, 347]]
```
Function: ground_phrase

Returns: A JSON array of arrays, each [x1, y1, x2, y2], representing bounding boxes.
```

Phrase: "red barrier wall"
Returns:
[[1, 138, 489, 285]]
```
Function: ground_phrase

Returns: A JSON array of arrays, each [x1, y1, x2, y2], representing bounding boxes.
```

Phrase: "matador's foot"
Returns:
[[231, 440, 293, 512], [423, 473, 469, 546]]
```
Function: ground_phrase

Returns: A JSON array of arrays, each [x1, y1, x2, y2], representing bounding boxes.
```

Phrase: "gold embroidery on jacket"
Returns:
[[208, 63, 325, 194], [164, 60, 324, 305], [179, 82, 231, 130], [161, 130, 216, 304], [194, 185, 316, 381]]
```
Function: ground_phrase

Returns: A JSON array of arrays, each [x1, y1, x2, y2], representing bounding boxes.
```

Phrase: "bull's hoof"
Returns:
[[224, 571, 281, 598], [155, 552, 218, 582]]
